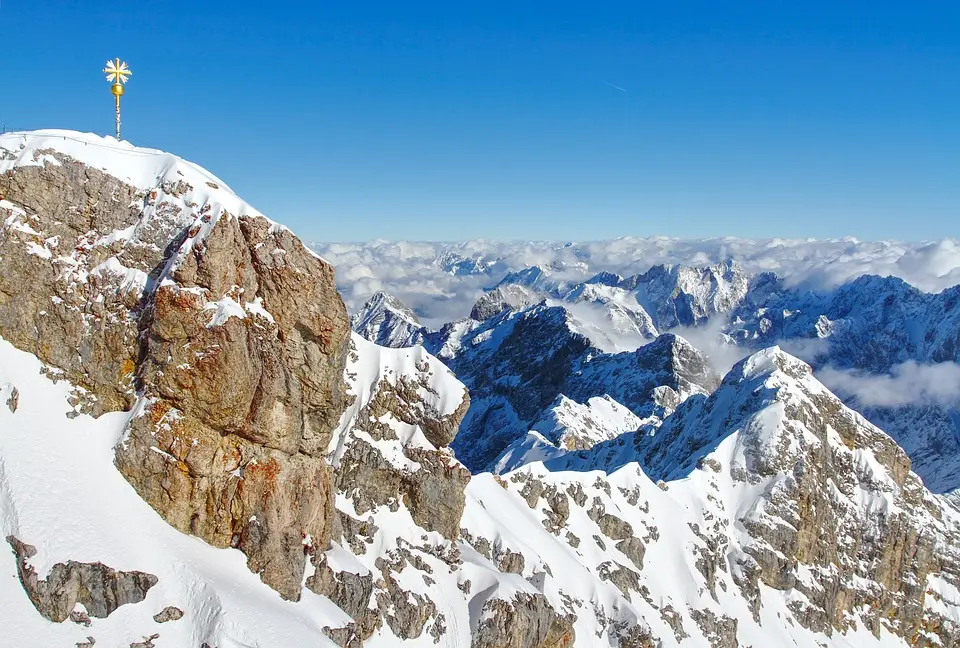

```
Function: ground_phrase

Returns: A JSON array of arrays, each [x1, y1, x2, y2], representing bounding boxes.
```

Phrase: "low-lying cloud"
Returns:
[[673, 318, 750, 377], [313, 237, 960, 327], [817, 361, 960, 408]]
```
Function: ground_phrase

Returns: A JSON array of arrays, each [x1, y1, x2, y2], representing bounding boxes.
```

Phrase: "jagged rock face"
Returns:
[[119, 216, 351, 600], [568, 333, 719, 418], [636, 349, 960, 644], [0, 154, 165, 414], [332, 336, 472, 540], [446, 305, 594, 471], [441, 304, 718, 472], [729, 275, 960, 371], [0, 145, 351, 600], [8, 536, 158, 623], [470, 284, 539, 321], [532, 395, 646, 451], [857, 402, 960, 494], [487, 260, 749, 332], [350, 290, 718, 473], [621, 260, 749, 330], [472, 594, 575, 648]]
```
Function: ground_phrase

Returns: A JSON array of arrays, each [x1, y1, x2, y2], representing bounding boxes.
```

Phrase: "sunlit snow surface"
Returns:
[[4, 334, 955, 646]]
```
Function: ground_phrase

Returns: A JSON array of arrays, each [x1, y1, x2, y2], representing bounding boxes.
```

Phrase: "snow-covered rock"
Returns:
[[351, 291, 427, 348]]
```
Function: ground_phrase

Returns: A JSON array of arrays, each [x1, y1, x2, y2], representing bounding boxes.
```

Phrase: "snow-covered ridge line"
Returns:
[[0, 130, 310, 249], [0, 130, 256, 215]]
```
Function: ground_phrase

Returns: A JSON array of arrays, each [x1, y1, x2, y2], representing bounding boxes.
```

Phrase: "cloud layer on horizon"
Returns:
[[312, 237, 960, 327]]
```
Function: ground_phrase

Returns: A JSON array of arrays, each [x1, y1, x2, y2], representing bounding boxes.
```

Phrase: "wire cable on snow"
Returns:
[[1, 131, 172, 159]]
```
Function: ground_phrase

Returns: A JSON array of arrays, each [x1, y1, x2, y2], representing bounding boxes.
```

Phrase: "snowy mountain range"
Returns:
[[1, 130, 959, 648], [351, 257, 960, 494]]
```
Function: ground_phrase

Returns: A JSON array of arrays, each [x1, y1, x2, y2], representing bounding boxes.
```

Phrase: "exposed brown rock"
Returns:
[[0, 152, 351, 600], [472, 593, 575, 648]]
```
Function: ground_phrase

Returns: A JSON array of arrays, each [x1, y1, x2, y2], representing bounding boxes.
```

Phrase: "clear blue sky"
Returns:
[[4, 2, 959, 242]]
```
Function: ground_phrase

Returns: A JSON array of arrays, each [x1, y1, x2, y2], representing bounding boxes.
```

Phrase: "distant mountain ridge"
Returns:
[[351, 259, 960, 493]]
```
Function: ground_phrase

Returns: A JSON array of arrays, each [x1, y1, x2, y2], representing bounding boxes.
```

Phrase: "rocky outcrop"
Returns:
[[333, 338, 471, 541], [306, 553, 377, 639], [129, 634, 160, 648], [0, 145, 350, 599], [440, 302, 718, 471], [153, 606, 183, 623], [115, 211, 349, 600], [8, 536, 157, 622], [472, 593, 575, 648], [639, 348, 960, 644], [470, 284, 539, 321], [3, 383, 17, 413]]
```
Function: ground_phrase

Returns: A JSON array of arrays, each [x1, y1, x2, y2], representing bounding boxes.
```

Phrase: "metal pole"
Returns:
[[115, 95, 121, 140]]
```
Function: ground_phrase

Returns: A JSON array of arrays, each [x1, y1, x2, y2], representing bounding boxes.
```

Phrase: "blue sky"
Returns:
[[4, 2, 959, 242]]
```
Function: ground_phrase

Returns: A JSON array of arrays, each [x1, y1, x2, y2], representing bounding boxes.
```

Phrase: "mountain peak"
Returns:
[[350, 291, 425, 348], [360, 291, 421, 324], [728, 345, 812, 382]]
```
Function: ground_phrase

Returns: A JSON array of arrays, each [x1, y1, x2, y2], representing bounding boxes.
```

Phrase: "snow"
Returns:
[[244, 297, 276, 324], [0, 130, 260, 221], [203, 296, 247, 328], [91, 257, 150, 295], [328, 332, 467, 465]]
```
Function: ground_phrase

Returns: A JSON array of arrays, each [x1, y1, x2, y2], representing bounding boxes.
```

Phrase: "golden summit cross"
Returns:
[[103, 58, 132, 140]]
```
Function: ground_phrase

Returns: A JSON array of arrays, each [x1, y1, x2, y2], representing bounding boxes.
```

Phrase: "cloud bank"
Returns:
[[312, 237, 960, 327], [817, 361, 960, 408]]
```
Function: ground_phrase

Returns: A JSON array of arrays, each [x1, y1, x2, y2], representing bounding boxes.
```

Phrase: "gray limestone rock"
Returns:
[[5, 385, 18, 413], [471, 593, 575, 648], [8, 536, 157, 623], [129, 635, 160, 648], [152, 606, 183, 623]]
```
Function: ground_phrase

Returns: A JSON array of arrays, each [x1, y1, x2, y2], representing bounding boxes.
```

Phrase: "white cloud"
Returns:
[[312, 237, 960, 327], [673, 318, 750, 376], [817, 361, 960, 408]]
